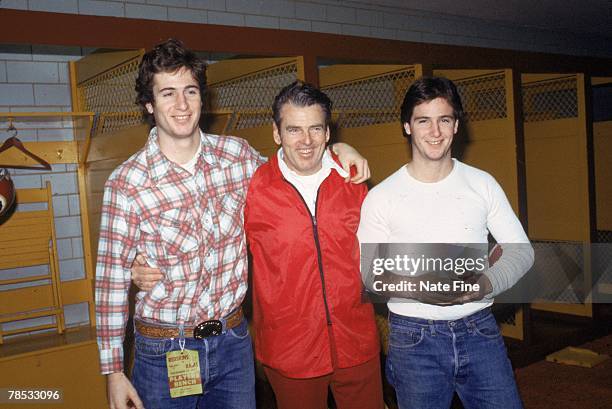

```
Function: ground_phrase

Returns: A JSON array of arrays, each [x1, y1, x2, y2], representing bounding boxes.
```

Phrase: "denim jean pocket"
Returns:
[[389, 326, 425, 349], [472, 315, 502, 339], [134, 332, 175, 357], [228, 320, 250, 340]]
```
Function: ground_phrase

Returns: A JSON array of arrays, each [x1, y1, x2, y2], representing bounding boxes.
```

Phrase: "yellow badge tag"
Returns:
[[166, 349, 203, 398]]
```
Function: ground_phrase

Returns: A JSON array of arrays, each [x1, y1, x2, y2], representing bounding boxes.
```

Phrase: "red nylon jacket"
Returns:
[[244, 154, 380, 378]]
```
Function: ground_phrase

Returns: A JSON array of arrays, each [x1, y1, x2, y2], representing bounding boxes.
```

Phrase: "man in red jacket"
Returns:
[[244, 81, 382, 409]]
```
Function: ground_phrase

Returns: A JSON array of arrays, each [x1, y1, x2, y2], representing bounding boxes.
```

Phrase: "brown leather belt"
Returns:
[[135, 307, 243, 339]]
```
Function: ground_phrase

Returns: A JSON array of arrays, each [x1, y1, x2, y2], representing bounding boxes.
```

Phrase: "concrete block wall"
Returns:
[[1, 0, 610, 57], [0, 44, 90, 333]]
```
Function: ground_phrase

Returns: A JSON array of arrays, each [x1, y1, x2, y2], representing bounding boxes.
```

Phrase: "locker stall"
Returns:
[[0, 111, 106, 406], [319, 64, 423, 184], [432, 69, 526, 340], [69, 49, 148, 267], [592, 77, 612, 298], [522, 73, 593, 317], [206, 56, 305, 157]]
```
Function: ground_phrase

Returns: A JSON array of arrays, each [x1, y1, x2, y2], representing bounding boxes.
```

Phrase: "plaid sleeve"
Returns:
[[95, 180, 138, 374]]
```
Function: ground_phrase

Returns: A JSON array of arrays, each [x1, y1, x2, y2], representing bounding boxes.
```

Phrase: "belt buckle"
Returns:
[[193, 320, 223, 339]]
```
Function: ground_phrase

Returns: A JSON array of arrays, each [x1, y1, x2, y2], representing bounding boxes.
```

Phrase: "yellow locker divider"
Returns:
[[69, 49, 147, 277], [592, 77, 612, 233], [591, 77, 612, 298], [523, 73, 593, 318], [594, 118, 612, 231]]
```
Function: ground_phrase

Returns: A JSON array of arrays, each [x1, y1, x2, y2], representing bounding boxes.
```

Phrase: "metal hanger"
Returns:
[[0, 120, 52, 170]]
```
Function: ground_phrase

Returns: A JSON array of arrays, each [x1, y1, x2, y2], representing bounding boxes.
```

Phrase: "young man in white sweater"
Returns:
[[358, 76, 534, 409]]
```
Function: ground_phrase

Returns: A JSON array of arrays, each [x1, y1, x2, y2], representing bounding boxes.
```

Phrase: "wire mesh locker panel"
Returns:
[[434, 69, 520, 212], [69, 49, 148, 272], [434, 69, 525, 340], [522, 73, 592, 317], [73, 49, 145, 137], [319, 64, 423, 185], [206, 57, 304, 158]]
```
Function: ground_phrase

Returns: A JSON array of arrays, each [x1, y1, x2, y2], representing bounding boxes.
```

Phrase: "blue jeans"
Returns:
[[386, 308, 523, 409], [131, 319, 255, 409]]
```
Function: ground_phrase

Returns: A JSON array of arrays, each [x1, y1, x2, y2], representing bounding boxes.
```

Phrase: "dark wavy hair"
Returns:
[[400, 76, 464, 127], [135, 39, 207, 126], [272, 81, 332, 128]]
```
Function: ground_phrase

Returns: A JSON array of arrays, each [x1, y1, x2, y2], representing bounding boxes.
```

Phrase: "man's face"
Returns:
[[145, 67, 202, 142], [404, 97, 458, 164], [273, 103, 330, 176]]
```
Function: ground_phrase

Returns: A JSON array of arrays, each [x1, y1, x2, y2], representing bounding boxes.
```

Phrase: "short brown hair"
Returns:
[[135, 39, 207, 126], [272, 81, 332, 128], [400, 76, 464, 126]]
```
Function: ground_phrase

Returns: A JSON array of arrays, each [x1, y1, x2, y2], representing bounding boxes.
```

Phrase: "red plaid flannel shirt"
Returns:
[[95, 128, 265, 374]]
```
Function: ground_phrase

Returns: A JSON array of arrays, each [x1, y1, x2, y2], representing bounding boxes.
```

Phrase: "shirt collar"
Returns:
[[145, 127, 217, 183], [276, 147, 349, 179]]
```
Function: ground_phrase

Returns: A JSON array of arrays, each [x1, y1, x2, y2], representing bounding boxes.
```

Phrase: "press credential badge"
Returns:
[[166, 349, 203, 398]]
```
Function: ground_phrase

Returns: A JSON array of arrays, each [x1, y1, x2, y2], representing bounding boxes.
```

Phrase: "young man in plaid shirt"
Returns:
[[95, 39, 369, 409]]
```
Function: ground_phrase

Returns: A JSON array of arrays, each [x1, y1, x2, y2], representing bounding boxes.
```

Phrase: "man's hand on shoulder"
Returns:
[[107, 372, 143, 409], [330, 142, 371, 183], [131, 254, 163, 291]]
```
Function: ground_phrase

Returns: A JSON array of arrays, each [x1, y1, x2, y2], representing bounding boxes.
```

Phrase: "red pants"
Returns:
[[264, 357, 384, 409]]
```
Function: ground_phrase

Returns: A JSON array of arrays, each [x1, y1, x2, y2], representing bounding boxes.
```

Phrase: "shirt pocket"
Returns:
[[216, 190, 245, 239], [157, 207, 199, 265]]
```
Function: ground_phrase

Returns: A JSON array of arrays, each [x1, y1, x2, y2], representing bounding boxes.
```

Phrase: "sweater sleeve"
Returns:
[[483, 177, 534, 298], [357, 190, 391, 292]]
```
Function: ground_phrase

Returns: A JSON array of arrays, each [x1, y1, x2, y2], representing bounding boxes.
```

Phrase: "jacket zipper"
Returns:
[[283, 180, 333, 325]]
